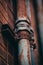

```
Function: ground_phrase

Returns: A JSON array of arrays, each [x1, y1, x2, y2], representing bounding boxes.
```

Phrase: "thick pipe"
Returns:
[[15, 0, 36, 65], [18, 39, 31, 65], [15, 0, 32, 65], [17, 0, 27, 18], [16, 0, 30, 24]]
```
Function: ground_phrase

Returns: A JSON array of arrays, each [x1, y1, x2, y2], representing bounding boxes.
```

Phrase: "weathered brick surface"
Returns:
[[0, 0, 14, 29]]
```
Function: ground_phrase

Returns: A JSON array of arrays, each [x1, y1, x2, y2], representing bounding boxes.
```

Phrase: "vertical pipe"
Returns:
[[26, 1, 36, 64], [16, 0, 30, 24], [15, 0, 36, 65], [17, 0, 27, 18], [15, 0, 32, 65], [18, 39, 31, 65]]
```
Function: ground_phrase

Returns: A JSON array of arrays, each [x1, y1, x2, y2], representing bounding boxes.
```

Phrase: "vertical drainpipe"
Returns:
[[15, 0, 36, 65]]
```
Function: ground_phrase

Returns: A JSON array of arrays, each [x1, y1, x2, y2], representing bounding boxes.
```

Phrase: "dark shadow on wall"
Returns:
[[1, 24, 18, 65], [12, 1, 19, 65]]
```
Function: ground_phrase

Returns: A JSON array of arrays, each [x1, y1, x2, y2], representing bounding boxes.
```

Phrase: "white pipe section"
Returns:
[[16, 26, 30, 32], [16, 22, 30, 26], [16, 17, 30, 24], [18, 39, 31, 65]]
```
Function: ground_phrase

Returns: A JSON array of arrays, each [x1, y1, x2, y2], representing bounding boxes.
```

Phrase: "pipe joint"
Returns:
[[15, 19, 35, 42], [16, 17, 31, 25]]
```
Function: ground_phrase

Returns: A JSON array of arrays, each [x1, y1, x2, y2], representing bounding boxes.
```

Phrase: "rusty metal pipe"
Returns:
[[15, 0, 35, 65]]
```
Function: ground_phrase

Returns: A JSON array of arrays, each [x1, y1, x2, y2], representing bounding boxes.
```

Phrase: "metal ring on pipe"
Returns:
[[16, 26, 30, 32], [16, 18, 30, 25], [16, 22, 30, 26]]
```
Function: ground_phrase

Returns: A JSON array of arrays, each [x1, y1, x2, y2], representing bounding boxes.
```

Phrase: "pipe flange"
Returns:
[[16, 17, 30, 25], [15, 26, 30, 33]]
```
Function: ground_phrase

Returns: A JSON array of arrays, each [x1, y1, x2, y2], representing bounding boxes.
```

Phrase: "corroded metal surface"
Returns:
[[17, 0, 27, 18], [16, 0, 34, 65]]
